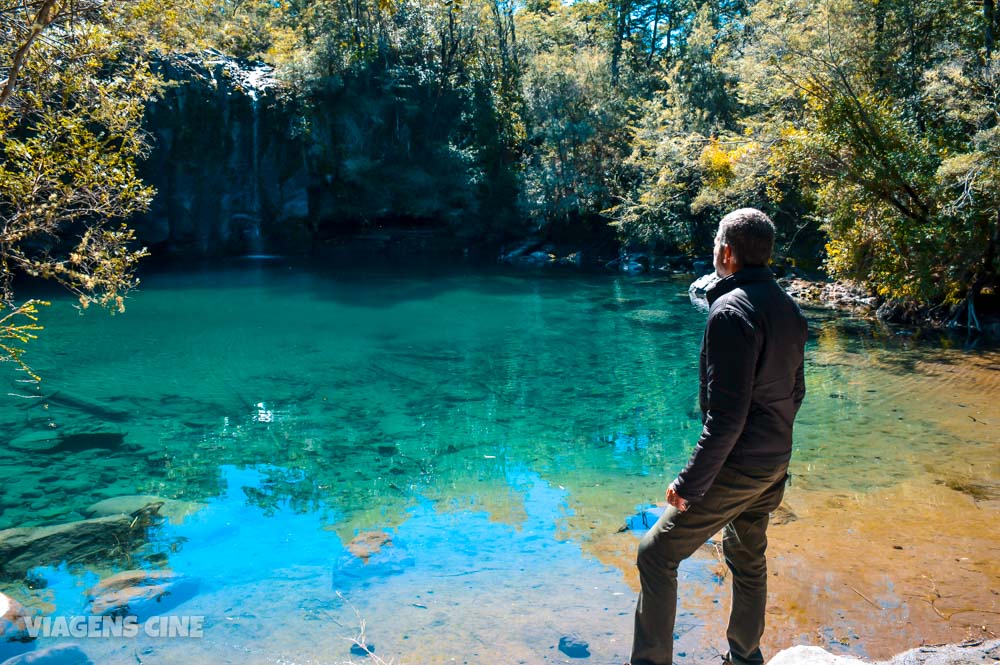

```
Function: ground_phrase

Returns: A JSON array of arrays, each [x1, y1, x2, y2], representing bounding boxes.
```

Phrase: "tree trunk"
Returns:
[[610, 0, 631, 87], [647, 0, 662, 67], [986, 0, 996, 57], [0, 0, 61, 106]]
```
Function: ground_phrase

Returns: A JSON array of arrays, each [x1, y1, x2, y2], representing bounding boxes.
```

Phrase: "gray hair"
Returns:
[[717, 208, 775, 267]]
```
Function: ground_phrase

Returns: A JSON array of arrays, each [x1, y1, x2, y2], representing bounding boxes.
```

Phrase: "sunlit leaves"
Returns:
[[1, 4, 156, 376]]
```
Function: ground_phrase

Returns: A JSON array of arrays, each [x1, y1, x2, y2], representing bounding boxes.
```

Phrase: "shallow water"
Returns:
[[1, 263, 997, 664]]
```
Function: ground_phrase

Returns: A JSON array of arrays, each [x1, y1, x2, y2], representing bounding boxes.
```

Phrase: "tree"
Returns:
[[714, 0, 998, 308], [1, 1, 157, 379]]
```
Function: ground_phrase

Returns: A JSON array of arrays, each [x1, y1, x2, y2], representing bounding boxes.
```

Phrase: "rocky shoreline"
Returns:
[[771, 639, 1000, 665], [498, 240, 999, 340], [779, 276, 1000, 340]]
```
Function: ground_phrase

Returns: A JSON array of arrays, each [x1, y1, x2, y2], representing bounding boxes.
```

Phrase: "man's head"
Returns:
[[713, 208, 775, 277]]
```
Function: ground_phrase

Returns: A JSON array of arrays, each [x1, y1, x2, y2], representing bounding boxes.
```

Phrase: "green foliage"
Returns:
[[1, 1, 157, 378], [728, 0, 999, 302], [518, 0, 631, 228], [612, 0, 998, 303], [6, 0, 997, 332]]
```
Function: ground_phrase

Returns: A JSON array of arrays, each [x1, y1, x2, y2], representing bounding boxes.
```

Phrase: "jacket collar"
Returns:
[[706, 266, 774, 305]]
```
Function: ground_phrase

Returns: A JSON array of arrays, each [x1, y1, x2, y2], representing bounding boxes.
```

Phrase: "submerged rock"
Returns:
[[86, 570, 199, 619], [84, 496, 203, 523], [0, 513, 156, 579], [0, 644, 93, 665], [334, 540, 414, 588], [346, 530, 392, 561], [349, 642, 376, 657], [8, 431, 126, 455], [84, 496, 165, 519], [625, 309, 680, 328], [558, 633, 591, 658]]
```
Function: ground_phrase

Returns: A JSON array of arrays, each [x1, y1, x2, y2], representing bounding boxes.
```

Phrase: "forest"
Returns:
[[1, 0, 998, 343]]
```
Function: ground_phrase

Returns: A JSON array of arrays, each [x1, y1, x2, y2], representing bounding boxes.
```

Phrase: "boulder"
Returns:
[[86, 570, 199, 619]]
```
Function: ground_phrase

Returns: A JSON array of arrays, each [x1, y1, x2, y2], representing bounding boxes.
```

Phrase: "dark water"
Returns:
[[0, 263, 996, 664]]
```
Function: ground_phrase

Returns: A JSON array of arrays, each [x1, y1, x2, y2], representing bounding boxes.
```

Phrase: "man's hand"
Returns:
[[665, 484, 689, 512]]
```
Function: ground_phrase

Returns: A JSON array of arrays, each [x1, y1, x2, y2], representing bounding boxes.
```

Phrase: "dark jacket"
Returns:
[[673, 266, 808, 503]]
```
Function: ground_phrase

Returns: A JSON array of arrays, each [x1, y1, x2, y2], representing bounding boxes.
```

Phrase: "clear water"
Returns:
[[1, 263, 997, 664]]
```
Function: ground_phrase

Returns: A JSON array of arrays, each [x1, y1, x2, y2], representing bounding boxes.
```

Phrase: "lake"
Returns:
[[1, 262, 997, 664]]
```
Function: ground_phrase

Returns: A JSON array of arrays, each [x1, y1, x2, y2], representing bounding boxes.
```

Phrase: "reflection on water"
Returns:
[[0, 263, 997, 663]]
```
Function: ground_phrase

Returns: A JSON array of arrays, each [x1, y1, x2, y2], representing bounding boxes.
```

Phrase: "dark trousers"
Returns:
[[630, 464, 789, 665]]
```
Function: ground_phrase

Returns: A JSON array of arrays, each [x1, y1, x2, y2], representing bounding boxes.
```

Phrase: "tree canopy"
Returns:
[[2, 0, 998, 376]]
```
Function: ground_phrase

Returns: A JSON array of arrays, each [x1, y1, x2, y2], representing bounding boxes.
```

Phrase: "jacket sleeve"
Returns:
[[793, 358, 805, 412], [672, 307, 758, 503]]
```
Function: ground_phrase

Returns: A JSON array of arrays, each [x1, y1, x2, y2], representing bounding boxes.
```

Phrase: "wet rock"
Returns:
[[778, 278, 877, 313], [86, 570, 199, 619], [518, 251, 554, 266], [622, 260, 645, 274], [689, 272, 721, 311], [500, 240, 543, 263], [558, 634, 590, 658], [346, 530, 392, 561], [0, 514, 153, 579], [0, 644, 93, 665], [556, 252, 582, 267]]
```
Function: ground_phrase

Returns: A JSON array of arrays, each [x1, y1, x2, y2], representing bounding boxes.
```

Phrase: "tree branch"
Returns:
[[0, 0, 60, 106]]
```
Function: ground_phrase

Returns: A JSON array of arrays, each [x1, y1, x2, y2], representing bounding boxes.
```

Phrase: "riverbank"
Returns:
[[779, 276, 1000, 341], [570, 344, 1000, 661]]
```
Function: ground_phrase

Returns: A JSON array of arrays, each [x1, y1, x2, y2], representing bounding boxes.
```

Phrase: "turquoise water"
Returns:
[[1, 263, 996, 664]]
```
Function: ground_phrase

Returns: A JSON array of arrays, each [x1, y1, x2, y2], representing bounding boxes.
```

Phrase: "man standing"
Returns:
[[630, 208, 808, 665]]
